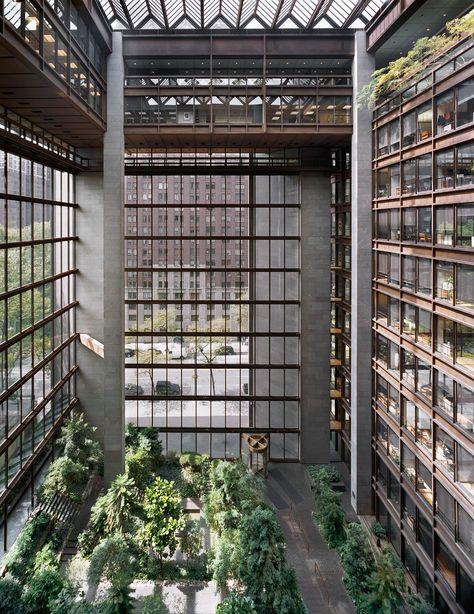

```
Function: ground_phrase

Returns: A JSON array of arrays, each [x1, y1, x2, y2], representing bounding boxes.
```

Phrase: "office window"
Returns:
[[456, 323, 474, 371], [402, 159, 416, 194], [456, 142, 474, 186], [436, 91, 455, 134], [435, 428, 455, 477], [457, 204, 474, 247], [457, 381, 474, 434], [435, 370, 454, 419], [390, 209, 400, 240], [456, 78, 474, 127], [402, 111, 416, 147], [436, 148, 455, 188], [435, 261, 454, 303], [456, 263, 474, 310], [417, 103, 433, 141], [435, 206, 454, 245]]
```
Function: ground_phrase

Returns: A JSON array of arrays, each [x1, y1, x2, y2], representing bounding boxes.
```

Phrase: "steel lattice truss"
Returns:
[[98, 0, 391, 30]]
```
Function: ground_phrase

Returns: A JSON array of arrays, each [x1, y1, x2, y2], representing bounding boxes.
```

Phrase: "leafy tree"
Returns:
[[125, 447, 154, 490], [238, 506, 286, 611], [339, 523, 375, 601], [407, 593, 438, 614], [99, 474, 142, 536], [208, 529, 241, 592], [78, 474, 141, 555], [136, 348, 166, 393], [88, 535, 138, 614], [272, 565, 307, 614], [56, 413, 102, 471], [187, 318, 227, 395], [179, 519, 202, 560], [125, 425, 163, 471], [22, 567, 68, 614], [180, 452, 211, 496], [359, 548, 406, 614], [203, 460, 263, 535], [216, 590, 257, 614], [39, 457, 88, 503], [138, 477, 184, 575], [0, 577, 25, 614], [313, 484, 346, 550]]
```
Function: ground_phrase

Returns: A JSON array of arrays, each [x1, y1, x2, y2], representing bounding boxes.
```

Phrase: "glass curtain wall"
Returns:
[[124, 164, 300, 459], [0, 148, 77, 545]]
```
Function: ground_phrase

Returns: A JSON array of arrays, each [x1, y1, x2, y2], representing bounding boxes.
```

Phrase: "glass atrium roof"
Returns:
[[99, 0, 391, 31]]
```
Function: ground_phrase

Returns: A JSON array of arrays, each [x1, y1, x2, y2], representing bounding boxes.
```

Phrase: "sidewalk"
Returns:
[[266, 463, 355, 614]]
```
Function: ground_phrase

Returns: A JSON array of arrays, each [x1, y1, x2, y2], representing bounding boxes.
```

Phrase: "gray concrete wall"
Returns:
[[300, 172, 331, 463], [351, 31, 375, 514], [76, 172, 105, 446], [76, 32, 125, 485]]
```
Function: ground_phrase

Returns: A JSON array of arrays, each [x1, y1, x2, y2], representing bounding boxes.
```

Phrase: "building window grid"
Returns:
[[124, 170, 301, 460], [0, 148, 77, 497]]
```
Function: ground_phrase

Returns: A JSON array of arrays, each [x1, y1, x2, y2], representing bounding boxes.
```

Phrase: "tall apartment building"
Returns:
[[0, 1, 472, 611]]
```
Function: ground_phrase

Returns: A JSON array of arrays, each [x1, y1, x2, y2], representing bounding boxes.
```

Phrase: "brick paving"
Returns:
[[266, 463, 355, 614]]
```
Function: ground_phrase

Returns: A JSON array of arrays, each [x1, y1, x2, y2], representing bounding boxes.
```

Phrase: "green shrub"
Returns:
[[216, 590, 257, 614], [339, 523, 375, 602], [179, 451, 205, 468], [179, 519, 202, 560], [5, 511, 51, 582], [180, 452, 212, 496], [313, 484, 346, 550], [308, 464, 340, 484], [141, 593, 169, 614], [39, 457, 88, 503], [371, 520, 386, 546], [22, 567, 67, 614], [407, 593, 438, 614], [0, 577, 25, 614], [33, 542, 60, 573]]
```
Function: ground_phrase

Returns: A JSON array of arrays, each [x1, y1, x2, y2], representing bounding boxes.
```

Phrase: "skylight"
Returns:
[[98, 0, 393, 30]]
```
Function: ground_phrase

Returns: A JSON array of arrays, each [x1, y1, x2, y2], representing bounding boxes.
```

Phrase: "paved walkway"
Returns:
[[266, 463, 355, 614]]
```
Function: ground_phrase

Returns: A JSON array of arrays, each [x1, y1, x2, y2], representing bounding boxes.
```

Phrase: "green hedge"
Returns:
[[5, 511, 51, 582]]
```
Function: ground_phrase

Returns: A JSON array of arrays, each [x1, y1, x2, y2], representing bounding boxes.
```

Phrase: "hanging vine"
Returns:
[[358, 12, 474, 109]]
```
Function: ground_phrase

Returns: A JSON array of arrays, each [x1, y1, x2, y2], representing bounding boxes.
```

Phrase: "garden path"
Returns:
[[266, 463, 355, 614]]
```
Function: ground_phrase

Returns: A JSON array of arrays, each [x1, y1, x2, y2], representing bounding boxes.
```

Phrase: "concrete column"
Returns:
[[351, 31, 375, 514], [300, 172, 331, 464], [76, 33, 125, 484], [76, 172, 105, 446]]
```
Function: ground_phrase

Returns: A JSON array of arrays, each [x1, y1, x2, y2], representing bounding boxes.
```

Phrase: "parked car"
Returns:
[[125, 383, 144, 395], [155, 381, 181, 396], [215, 345, 235, 356], [124, 348, 135, 358]]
